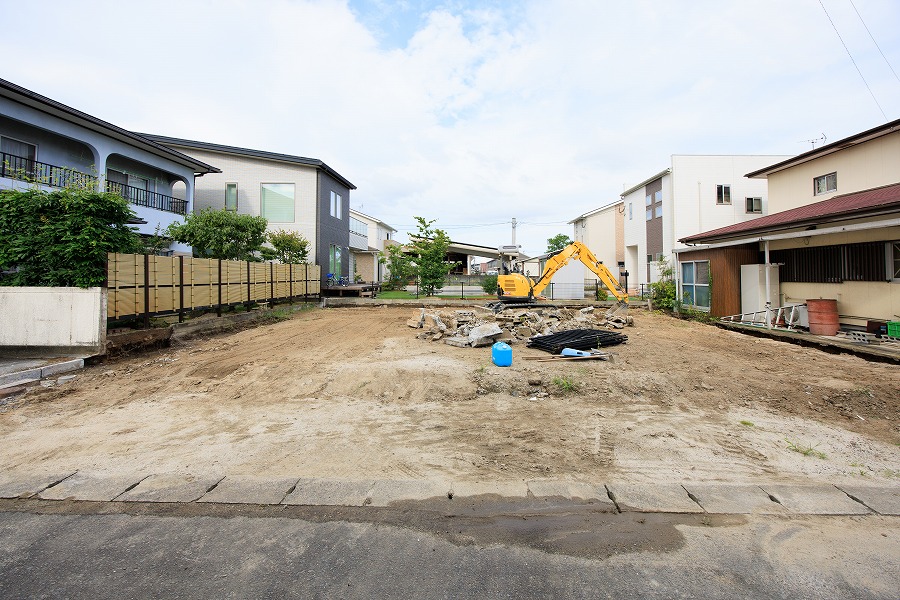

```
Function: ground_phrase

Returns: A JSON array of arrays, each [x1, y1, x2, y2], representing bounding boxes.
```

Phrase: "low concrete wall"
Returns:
[[0, 287, 106, 355]]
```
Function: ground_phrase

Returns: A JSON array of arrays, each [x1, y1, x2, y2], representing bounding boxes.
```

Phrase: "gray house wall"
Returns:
[[317, 172, 351, 278]]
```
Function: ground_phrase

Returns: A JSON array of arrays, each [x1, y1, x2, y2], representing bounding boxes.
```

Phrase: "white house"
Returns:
[[569, 201, 625, 289], [621, 155, 790, 294]]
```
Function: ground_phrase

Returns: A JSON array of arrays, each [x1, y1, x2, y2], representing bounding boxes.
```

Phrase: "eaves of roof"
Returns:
[[679, 182, 900, 244], [568, 200, 624, 224], [745, 118, 900, 179], [620, 169, 671, 198], [0, 78, 220, 174], [142, 134, 356, 190], [349, 208, 397, 232]]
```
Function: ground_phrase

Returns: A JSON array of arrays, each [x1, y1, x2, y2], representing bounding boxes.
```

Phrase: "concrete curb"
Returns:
[[3, 472, 896, 516]]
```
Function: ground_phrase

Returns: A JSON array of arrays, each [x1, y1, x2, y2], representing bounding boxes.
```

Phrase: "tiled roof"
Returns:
[[680, 182, 900, 244]]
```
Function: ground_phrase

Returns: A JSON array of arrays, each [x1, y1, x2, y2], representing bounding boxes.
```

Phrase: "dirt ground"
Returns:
[[1, 305, 898, 485]]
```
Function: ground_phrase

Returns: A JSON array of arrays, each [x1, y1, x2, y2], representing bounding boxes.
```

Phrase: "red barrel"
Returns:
[[806, 299, 840, 336]]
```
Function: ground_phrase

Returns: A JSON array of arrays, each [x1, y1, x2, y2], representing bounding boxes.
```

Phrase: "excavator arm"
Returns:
[[496, 241, 629, 315]]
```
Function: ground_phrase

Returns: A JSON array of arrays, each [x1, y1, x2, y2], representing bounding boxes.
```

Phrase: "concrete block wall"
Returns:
[[0, 287, 106, 354]]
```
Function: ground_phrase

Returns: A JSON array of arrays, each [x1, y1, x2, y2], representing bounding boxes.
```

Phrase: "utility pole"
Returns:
[[511, 217, 517, 246]]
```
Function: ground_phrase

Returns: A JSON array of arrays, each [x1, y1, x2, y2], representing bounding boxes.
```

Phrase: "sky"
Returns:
[[2, 0, 899, 258]]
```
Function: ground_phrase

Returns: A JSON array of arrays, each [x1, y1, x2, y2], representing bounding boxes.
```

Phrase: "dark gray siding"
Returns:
[[317, 171, 351, 282]]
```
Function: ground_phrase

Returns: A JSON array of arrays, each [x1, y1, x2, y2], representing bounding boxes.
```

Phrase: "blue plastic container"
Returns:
[[491, 341, 512, 367]]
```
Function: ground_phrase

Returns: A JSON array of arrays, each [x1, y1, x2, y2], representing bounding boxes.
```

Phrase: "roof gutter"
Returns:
[[673, 217, 900, 253]]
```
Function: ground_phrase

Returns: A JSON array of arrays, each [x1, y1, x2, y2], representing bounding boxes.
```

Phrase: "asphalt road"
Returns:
[[1, 500, 897, 599]]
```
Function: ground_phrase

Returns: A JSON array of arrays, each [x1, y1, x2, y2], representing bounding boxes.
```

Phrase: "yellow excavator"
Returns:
[[496, 241, 629, 316]]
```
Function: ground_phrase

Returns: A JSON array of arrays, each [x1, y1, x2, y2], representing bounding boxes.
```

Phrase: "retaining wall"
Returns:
[[0, 287, 106, 355]]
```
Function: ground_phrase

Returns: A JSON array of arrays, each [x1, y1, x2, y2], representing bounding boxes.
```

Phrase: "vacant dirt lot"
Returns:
[[1, 305, 897, 485]]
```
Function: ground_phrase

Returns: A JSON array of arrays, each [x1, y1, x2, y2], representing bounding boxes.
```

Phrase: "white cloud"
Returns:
[[2, 0, 899, 255]]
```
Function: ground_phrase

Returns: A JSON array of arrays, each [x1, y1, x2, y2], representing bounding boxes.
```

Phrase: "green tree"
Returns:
[[547, 233, 573, 253], [260, 229, 309, 264], [378, 243, 414, 290], [0, 187, 142, 288], [166, 208, 267, 261], [481, 274, 498, 295], [409, 216, 457, 296]]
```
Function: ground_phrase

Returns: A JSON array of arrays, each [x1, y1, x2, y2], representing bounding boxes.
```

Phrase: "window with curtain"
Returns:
[[1, 136, 36, 175], [261, 183, 295, 222], [716, 185, 731, 205]]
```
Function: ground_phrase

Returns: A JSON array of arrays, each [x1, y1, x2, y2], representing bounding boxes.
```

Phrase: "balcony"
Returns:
[[1, 150, 97, 190], [1, 151, 186, 215], [105, 181, 187, 215]]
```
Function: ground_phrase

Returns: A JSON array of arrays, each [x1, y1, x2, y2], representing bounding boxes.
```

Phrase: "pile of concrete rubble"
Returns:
[[406, 306, 633, 348]]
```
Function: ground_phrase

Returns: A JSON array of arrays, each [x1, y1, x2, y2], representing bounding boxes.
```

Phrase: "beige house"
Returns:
[[349, 209, 397, 283], [678, 118, 900, 327], [569, 201, 626, 289]]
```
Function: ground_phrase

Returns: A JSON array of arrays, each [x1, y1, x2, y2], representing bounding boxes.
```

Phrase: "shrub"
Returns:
[[482, 274, 498, 295]]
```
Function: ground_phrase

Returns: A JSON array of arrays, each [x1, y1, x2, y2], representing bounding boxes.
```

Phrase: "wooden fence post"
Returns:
[[269, 262, 275, 305], [143, 253, 150, 329], [217, 259, 222, 317], [178, 255, 185, 323], [246, 260, 251, 310], [289, 263, 293, 305]]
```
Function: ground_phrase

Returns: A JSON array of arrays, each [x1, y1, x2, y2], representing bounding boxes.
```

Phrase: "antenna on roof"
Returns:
[[800, 133, 827, 149]]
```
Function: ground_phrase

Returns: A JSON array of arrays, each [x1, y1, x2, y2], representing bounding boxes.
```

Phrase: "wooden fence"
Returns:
[[107, 253, 320, 321]]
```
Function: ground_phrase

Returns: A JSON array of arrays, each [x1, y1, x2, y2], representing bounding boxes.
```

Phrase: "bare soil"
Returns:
[[1, 306, 897, 485]]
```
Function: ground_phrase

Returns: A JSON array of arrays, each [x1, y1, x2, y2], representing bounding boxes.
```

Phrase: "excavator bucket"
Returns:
[[604, 299, 629, 320]]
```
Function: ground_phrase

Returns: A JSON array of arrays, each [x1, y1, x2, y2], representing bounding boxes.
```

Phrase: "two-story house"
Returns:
[[144, 135, 356, 282], [619, 155, 790, 297], [0, 79, 219, 254], [349, 209, 397, 283], [678, 119, 900, 325]]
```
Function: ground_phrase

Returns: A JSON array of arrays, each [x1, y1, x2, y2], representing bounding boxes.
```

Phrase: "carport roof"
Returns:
[[679, 182, 900, 244]]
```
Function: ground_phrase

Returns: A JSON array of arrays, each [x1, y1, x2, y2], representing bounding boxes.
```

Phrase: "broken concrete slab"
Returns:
[[114, 474, 223, 503], [37, 473, 148, 502], [368, 480, 451, 507], [282, 478, 374, 506], [527, 480, 615, 509], [468, 323, 503, 347], [406, 309, 425, 328], [0, 472, 76, 499], [683, 483, 788, 514], [607, 483, 702, 513], [197, 475, 300, 505], [836, 485, 900, 516], [760, 484, 871, 515], [444, 336, 470, 348], [450, 481, 529, 499]]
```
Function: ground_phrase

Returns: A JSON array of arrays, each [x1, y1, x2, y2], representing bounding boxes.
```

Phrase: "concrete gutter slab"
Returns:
[[41, 358, 84, 378], [761, 484, 871, 515], [527, 480, 615, 507], [683, 483, 788, 514], [282, 478, 374, 506], [0, 472, 76, 499], [607, 483, 702, 513], [114, 474, 223, 503], [196, 476, 299, 505], [368, 480, 450, 507], [836, 485, 900, 515], [37, 473, 148, 502], [0, 368, 42, 389], [450, 481, 529, 499]]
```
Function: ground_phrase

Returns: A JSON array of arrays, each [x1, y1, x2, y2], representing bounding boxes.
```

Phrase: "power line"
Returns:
[[849, 0, 900, 85], [819, 0, 887, 120]]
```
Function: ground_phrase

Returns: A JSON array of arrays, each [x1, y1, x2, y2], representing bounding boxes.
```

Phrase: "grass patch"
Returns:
[[377, 290, 417, 299], [785, 439, 827, 459], [739, 420, 755, 427], [552, 376, 580, 394]]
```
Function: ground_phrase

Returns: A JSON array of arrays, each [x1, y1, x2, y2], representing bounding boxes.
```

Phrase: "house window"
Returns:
[[0, 136, 36, 175], [716, 185, 731, 205], [261, 183, 295, 222], [681, 260, 710, 309], [746, 197, 762, 214], [330, 191, 342, 219], [654, 190, 662, 203], [225, 183, 238, 211], [645, 194, 652, 206], [889, 241, 900, 281], [771, 242, 885, 283], [655, 204, 663, 218], [329, 244, 342, 274], [814, 172, 837, 196]]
